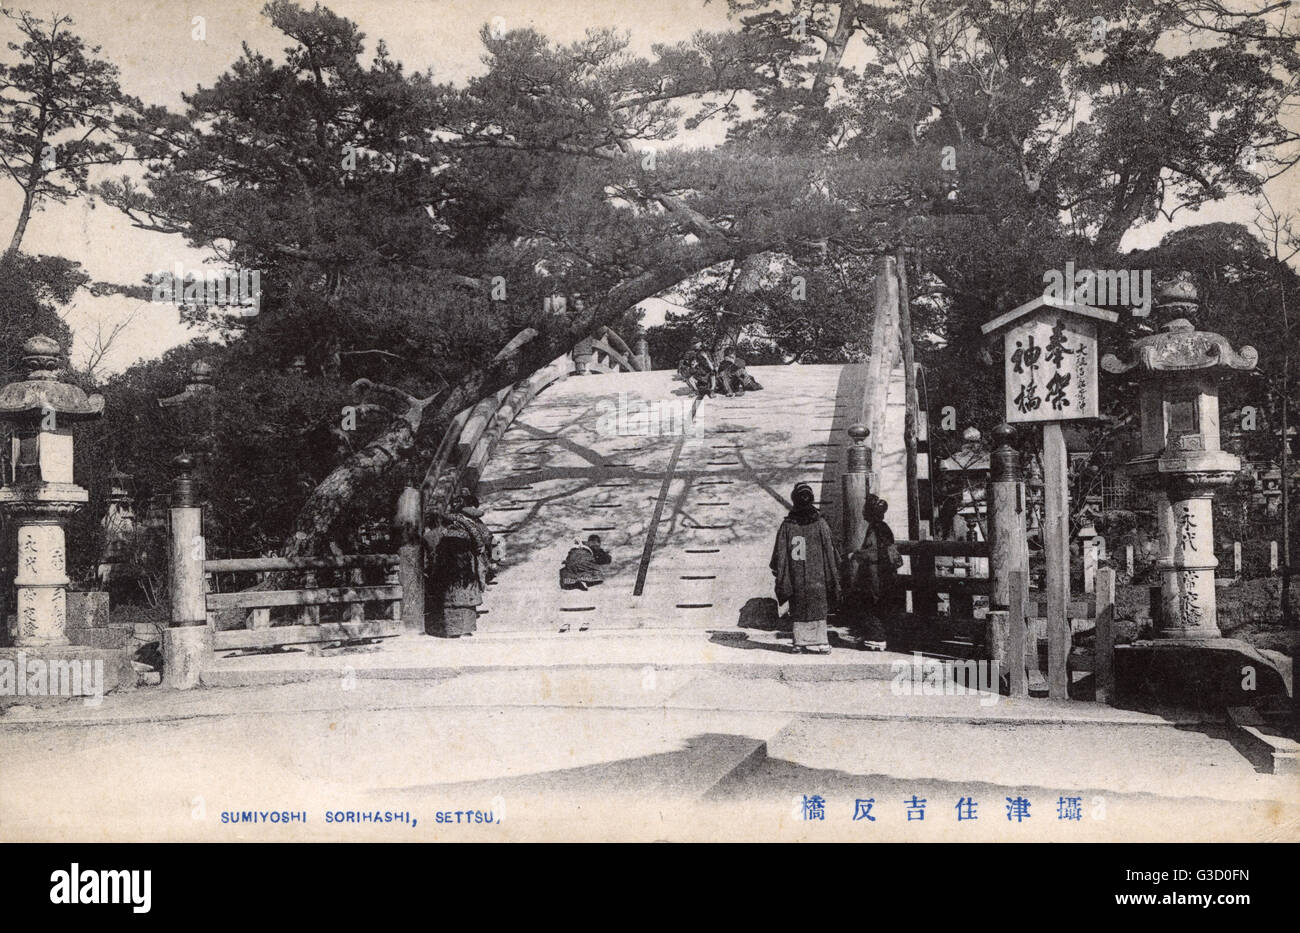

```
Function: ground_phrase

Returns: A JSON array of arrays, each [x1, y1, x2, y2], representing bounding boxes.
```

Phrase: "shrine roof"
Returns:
[[980, 295, 1121, 336]]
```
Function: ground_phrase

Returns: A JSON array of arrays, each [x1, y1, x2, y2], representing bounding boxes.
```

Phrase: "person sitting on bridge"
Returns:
[[560, 534, 612, 591], [770, 482, 840, 655], [717, 350, 763, 397], [685, 342, 718, 399], [845, 494, 904, 651], [423, 490, 495, 638], [677, 352, 695, 383]]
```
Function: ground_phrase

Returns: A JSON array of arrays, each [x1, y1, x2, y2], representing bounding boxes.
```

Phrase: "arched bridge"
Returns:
[[422, 329, 916, 632]]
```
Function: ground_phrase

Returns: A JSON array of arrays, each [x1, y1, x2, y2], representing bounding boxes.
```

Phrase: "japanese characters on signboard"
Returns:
[[1004, 312, 1098, 424]]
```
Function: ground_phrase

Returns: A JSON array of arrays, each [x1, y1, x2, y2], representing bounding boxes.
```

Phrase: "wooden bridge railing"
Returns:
[[837, 422, 1118, 704], [202, 553, 407, 651], [162, 455, 423, 687]]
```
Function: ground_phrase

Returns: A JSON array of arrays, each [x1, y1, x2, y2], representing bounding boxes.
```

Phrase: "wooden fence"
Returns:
[[203, 553, 408, 651], [162, 326, 642, 687], [848, 424, 1119, 704]]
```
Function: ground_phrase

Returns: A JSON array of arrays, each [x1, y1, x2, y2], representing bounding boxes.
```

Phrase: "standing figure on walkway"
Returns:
[[846, 494, 904, 651], [770, 482, 841, 654], [560, 534, 612, 590], [423, 490, 495, 637]]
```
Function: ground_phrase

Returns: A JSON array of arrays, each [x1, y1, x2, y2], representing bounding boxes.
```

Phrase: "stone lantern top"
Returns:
[[1154, 274, 1201, 319], [1100, 318, 1257, 376], [0, 335, 105, 424], [158, 359, 215, 408]]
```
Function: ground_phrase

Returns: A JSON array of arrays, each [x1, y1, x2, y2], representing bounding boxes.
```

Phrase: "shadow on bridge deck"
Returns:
[[475, 363, 866, 633]]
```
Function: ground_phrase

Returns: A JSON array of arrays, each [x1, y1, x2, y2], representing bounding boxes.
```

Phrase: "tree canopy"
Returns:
[[0, 0, 1293, 567]]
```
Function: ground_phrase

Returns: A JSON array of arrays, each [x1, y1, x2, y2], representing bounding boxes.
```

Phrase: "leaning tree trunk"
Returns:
[[274, 239, 757, 559], [279, 417, 426, 560]]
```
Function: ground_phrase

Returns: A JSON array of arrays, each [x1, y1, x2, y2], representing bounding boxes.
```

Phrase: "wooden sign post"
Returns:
[[982, 296, 1117, 699]]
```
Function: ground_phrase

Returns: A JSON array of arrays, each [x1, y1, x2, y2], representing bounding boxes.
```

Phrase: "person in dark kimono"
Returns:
[[770, 482, 841, 654], [560, 534, 612, 590], [423, 490, 494, 637], [846, 494, 904, 650], [686, 342, 718, 399], [718, 351, 763, 396]]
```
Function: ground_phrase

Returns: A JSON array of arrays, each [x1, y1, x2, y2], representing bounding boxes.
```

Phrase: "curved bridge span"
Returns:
[[469, 363, 911, 632]]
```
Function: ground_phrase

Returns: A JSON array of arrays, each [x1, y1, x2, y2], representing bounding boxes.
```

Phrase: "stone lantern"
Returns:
[[1024, 455, 1044, 532], [0, 335, 103, 646], [97, 467, 137, 584], [1102, 283, 1253, 639], [1101, 279, 1287, 706], [938, 426, 989, 539], [1260, 464, 1282, 517]]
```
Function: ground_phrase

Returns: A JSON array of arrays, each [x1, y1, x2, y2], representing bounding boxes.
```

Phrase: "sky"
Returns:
[[1, 0, 1296, 373]]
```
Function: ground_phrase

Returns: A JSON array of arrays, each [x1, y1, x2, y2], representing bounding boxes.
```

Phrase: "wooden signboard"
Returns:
[[982, 298, 1116, 426], [981, 296, 1117, 699], [1002, 313, 1098, 424]]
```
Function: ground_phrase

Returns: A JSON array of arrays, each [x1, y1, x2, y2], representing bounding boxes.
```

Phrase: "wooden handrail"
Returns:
[[895, 573, 992, 597], [590, 339, 634, 373], [207, 584, 402, 611], [204, 554, 398, 573], [896, 539, 990, 558], [597, 327, 640, 370]]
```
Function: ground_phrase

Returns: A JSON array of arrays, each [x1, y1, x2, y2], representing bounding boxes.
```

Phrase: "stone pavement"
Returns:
[[1, 630, 1295, 842]]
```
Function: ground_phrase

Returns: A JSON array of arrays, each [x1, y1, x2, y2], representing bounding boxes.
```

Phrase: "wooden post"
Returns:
[[1270, 540, 1279, 575], [386, 562, 402, 621], [347, 567, 365, 624], [863, 255, 900, 495], [1094, 566, 1116, 705], [895, 248, 921, 542], [163, 454, 212, 689], [1233, 540, 1242, 577], [987, 424, 1024, 665], [1125, 544, 1134, 578], [297, 571, 320, 627], [395, 486, 425, 632], [842, 425, 870, 554], [1081, 524, 1098, 595], [1043, 422, 1071, 700], [911, 528, 938, 620], [987, 425, 1025, 610], [1008, 570, 1028, 697], [250, 569, 271, 629]]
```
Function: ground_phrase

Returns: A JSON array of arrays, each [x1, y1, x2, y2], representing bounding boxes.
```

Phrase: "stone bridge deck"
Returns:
[[475, 363, 891, 632]]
